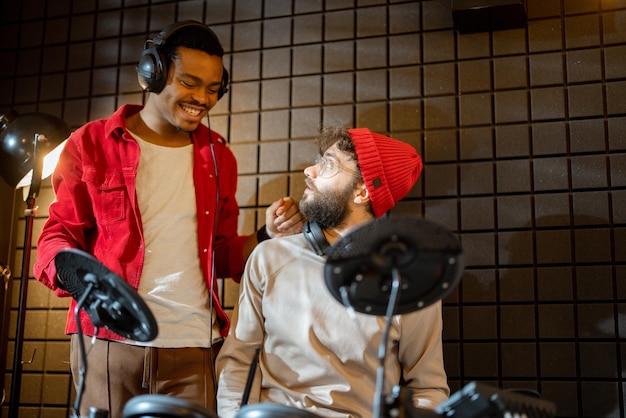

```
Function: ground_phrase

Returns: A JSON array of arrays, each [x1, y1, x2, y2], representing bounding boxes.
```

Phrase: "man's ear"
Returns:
[[353, 182, 370, 205]]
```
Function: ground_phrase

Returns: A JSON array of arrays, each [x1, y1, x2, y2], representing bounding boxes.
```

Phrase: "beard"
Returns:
[[300, 179, 356, 229]]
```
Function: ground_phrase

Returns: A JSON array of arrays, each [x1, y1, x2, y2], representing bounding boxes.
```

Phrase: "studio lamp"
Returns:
[[0, 111, 71, 418]]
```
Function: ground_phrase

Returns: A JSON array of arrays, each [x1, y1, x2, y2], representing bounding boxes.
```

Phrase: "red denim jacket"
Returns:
[[33, 104, 247, 340]]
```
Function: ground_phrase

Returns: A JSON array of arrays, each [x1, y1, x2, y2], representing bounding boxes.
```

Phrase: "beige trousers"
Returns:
[[70, 334, 221, 418]]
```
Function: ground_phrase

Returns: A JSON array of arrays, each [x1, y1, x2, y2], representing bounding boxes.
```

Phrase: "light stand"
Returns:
[[9, 132, 45, 418], [0, 263, 10, 405], [0, 111, 71, 418]]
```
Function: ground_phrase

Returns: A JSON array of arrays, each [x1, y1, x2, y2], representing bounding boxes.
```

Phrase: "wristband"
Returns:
[[256, 225, 272, 243]]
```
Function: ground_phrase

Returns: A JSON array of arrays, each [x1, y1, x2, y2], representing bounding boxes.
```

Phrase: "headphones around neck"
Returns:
[[136, 20, 229, 98], [303, 221, 330, 256]]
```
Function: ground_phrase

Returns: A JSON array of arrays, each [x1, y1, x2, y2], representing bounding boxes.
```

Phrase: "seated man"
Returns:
[[216, 125, 450, 418]]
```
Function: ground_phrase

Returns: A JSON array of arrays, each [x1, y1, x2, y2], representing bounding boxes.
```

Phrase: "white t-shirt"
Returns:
[[128, 133, 220, 347]]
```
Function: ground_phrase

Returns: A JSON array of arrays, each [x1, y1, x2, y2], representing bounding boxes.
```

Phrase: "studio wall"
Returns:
[[0, 0, 625, 416]]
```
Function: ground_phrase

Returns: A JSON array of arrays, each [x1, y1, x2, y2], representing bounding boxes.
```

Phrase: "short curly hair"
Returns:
[[162, 24, 224, 68], [316, 124, 358, 166]]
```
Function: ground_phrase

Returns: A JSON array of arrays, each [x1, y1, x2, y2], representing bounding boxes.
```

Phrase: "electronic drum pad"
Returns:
[[54, 248, 158, 342], [123, 394, 218, 418], [236, 403, 322, 418], [324, 215, 464, 316]]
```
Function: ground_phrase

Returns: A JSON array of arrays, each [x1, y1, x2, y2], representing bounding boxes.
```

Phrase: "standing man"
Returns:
[[216, 126, 449, 417], [33, 20, 303, 418]]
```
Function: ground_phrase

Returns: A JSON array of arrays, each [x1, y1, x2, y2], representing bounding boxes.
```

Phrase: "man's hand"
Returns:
[[265, 196, 305, 238]]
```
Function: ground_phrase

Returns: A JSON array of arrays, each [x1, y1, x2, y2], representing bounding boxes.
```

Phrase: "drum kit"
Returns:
[[54, 216, 556, 418]]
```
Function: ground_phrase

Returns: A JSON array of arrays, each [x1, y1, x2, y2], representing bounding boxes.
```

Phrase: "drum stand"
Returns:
[[324, 215, 464, 418], [70, 274, 107, 418], [54, 249, 158, 418], [54, 249, 218, 418], [325, 216, 557, 418], [371, 264, 401, 418]]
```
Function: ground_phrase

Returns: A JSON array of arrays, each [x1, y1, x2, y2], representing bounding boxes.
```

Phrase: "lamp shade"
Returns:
[[0, 112, 71, 188]]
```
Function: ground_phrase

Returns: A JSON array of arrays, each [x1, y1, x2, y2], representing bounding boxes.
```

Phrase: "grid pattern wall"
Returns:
[[0, 0, 625, 417]]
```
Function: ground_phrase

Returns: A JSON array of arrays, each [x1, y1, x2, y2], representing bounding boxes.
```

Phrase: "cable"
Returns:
[[206, 114, 220, 394]]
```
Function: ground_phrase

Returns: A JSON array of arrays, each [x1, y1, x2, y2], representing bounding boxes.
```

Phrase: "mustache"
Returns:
[[183, 100, 209, 111], [304, 178, 316, 192]]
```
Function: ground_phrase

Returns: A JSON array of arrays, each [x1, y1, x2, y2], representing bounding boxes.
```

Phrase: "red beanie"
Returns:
[[348, 128, 423, 217]]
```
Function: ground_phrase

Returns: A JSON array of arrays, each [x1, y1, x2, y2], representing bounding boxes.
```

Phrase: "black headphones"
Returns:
[[136, 20, 229, 98], [303, 221, 330, 256]]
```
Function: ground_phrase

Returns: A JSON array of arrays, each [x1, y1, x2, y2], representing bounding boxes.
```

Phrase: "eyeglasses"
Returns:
[[314, 155, 360, 179]]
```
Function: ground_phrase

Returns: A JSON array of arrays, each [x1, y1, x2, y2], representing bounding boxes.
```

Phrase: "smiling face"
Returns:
[[151, 46, 225, 134]]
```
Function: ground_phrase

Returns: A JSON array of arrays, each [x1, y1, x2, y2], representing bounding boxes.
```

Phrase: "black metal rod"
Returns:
[[372, 267, 401, 418], [0, 263, 13, 405], [71, 280, 95, 418], [241, 345, 261, 406], [8, 197, 36, 418]]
